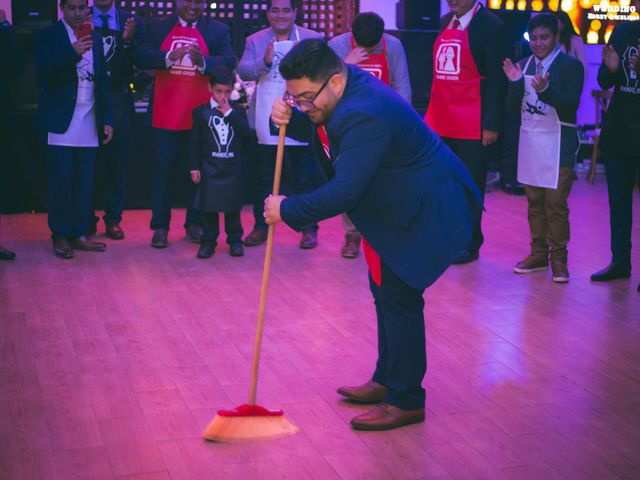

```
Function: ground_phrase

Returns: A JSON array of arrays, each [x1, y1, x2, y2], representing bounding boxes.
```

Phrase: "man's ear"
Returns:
[[329, 72, 345, 94]]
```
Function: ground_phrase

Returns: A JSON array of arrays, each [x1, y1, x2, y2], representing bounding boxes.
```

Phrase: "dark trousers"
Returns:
[[442, 137, 488, 252], [92, 89, 133, 225], [45, 145, 97, 239], [252, 143, 321, 233], [150, 128, 201, 231], [525, 166, 574, 262], [604, 150, 640, 266], [370, 261, 426, 410], [201, 211, 243, 246]]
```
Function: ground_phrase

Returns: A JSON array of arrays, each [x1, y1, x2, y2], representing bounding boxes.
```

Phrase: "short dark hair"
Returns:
[[60, 0, 89, 6], [528, 13, 559, 35], [209, 66, 235, 86], [279, 38, 344, 82], [351, 12, 385, 49], [267, 0, 296, 10]]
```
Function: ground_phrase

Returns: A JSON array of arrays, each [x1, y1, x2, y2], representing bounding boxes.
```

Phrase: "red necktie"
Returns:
[[452, 18, 461, 30]]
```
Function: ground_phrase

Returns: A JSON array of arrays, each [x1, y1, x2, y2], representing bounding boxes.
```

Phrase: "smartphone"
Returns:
[[76, 22, 93, 39]]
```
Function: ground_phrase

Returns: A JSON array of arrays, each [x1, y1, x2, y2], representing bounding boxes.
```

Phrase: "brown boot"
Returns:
[[341, 232, 361, 258], [337, 379, 387, 403], [513, 255, 548, 274], [551, 261, 569, 283], [350, 403, 425, 431]]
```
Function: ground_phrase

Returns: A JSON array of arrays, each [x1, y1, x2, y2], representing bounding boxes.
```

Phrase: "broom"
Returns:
[[203, 125, 299, 442]]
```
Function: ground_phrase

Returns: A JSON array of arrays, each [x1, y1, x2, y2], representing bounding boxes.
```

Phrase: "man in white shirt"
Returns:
[[35, 0, 114, 259]]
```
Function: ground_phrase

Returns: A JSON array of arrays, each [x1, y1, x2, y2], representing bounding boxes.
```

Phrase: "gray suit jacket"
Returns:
[[237, 25, 322, 127], [328, 32, 412, 105]]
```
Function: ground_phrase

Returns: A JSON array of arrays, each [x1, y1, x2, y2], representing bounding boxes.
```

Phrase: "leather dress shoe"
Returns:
[[591, 263, 631, 282], [52, 238, 74, 259], [350, 403, 425, 431], [229, 243, 244, 257], [244, 228, 267, 246], [151, 229, 168, 248], [69, 236, 106, 252], [0, 246, 16, 260], [197, 243, 215, 259], [186, 225, 204, 244], [106, 222, 124, 240], [337, 379, 387, 404], [452, 249, 479, 265], [299, 231, 318, 249], [341, 232, 361, 258]]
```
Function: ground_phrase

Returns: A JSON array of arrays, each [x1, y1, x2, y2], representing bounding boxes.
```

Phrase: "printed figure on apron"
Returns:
[[504, 13, 585, 283]]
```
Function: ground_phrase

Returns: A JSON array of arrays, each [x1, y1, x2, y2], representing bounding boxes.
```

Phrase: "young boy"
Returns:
[[190, 67, 251, 259], [503, 13, 584, 283]]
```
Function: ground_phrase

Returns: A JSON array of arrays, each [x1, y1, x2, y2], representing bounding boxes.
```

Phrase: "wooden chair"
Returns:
[[586, 89, 613, 184]]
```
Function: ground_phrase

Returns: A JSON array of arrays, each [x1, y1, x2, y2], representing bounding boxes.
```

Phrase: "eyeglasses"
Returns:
[[283, 73, 338, 111]]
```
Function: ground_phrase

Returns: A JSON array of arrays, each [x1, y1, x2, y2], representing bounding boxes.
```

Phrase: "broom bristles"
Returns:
[[203, 411, 298, 442]]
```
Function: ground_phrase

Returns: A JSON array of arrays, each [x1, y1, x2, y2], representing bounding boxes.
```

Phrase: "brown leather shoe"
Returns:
[[551, 261, 569, 283], [106, 222, 124, 240], [350, 403, 425, 431], [513, 255, 548, 274], [244, 228, 267, 246], [53, 238, 74, 259], [341, 232, 361, 258], [337, 379, 387, 404], [69, 236, 106, 252], [299, 231, 318, 249]]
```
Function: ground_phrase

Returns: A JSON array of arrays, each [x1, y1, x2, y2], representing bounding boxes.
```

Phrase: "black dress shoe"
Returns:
[[151, 229, 168, 248], [244, 228, 268, 246], [197, 243, 215, 258], [186, 225, 204, 244], [52, 238, 74, 259], [452, 249, 479, 265], [590, 263, 631, 282], [0, 246, 16, 260], [229, 243, 244, 257]]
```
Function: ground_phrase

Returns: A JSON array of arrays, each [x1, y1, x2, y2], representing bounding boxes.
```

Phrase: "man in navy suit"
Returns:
[[265, 39, 481, 431], [135, 0, 236, 248], [88, 0, 144, 240], [36, 0, 114, 259]]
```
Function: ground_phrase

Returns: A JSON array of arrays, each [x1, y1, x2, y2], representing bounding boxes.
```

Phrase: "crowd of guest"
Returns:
[[0, 0, 638, 291]]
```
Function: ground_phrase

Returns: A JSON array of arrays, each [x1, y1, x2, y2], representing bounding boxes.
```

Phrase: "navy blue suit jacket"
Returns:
[[280, 66, 482, 289], [35, 21, 114, 135], [134, 14, 236, 124]]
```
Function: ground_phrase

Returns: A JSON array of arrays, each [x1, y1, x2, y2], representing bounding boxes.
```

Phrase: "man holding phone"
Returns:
[[35, 0, 114, 259]]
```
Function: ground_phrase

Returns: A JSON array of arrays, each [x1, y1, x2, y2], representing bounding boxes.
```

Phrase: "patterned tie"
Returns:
[[536, 61, 543, 77], [99, 14, 109, 30], [452, 18, 461, 30]]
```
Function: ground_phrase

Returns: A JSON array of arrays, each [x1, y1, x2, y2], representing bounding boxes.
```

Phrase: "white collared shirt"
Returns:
[[210, 98, 233, 118], [48, 19, 99, 147], [533, 47, 559, 76], [92, 5, 118, 31], [449, 2, 479, 30]]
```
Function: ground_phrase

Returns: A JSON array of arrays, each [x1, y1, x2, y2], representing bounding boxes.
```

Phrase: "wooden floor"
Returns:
[[1, 175, 639, 480]]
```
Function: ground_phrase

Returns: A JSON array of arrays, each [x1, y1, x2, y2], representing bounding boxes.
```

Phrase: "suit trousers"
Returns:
[[252, 143, 321, 233], [604, 150, 640, 267], [92, 88, 133, 226], [524, 166, 574, 262], [442, 137, 488, 252], [150, 128, 201, 231], [201, 211, 243, 246], [46, 145, 97, 239], [370, 260, 426, 410]]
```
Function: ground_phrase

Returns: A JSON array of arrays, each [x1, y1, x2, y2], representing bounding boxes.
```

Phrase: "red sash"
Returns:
[[152, 24, 211, 130], [317, 125, 382, 286], [350, 35, 390, 86], [424, 6, 483, 140]]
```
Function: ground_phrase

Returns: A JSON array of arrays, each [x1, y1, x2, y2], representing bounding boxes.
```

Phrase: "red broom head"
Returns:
[[203, 404, 298, 442]]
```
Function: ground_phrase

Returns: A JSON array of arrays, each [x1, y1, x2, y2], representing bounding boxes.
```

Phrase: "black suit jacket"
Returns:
[[35, 21, 114, 135], [134, 14, 236, 124], [506, 51, 584, 166], [440, 6, 507, 133], [91, 7, 145, 91]]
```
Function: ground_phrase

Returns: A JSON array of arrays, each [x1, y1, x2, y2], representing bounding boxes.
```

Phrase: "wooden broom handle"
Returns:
[[249, 124, 287, 405]]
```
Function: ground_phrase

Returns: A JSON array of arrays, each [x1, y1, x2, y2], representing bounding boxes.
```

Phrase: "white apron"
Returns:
[[255, 28, 307, 146], [517, 51, 572, 189]]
